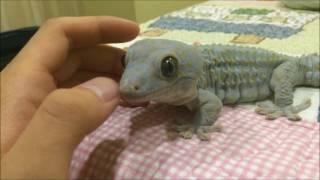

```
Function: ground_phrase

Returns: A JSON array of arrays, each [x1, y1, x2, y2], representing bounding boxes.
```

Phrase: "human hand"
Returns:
[[1, 16, 139, 179]]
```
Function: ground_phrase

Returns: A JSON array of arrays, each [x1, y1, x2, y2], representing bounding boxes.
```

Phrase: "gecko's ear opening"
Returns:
[[161, 56, 178, 78]]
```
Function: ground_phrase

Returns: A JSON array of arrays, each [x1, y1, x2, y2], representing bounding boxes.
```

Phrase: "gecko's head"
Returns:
[[119, 39, 203, 105]]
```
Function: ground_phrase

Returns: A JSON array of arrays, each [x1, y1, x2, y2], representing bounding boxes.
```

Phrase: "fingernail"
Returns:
[[79, 77, 119, 102]]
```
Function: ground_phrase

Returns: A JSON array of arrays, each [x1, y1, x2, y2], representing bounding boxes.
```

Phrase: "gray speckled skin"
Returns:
[[120, 39, 320, 140]]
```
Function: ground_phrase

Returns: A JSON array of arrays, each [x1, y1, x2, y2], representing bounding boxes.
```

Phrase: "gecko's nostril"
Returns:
[[133, 85, 139, 91]]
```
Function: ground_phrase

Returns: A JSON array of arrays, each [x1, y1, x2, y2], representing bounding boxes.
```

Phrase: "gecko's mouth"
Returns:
[[120, 83, 175, 103], [120, 77, 197, 104]]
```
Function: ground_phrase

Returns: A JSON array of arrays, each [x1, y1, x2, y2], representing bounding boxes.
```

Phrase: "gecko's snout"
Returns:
[[119, 84, 141, 98], [119, 83, 147, 103]]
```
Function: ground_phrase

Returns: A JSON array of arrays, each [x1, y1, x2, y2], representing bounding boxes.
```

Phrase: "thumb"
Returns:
[[36, 77, 119, 137], [1, 77, 119, 179]]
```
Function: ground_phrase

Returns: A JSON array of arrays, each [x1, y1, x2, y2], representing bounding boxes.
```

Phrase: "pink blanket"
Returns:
[[70, 105, 319, 179]]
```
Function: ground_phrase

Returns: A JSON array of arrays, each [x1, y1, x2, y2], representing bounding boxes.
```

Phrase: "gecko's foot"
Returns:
[[196, 125, 222, 141], [167, 121, 194, 139], [168, 120, 222, 140], [196, 126, 212, 141], [255, 99, 311, 121], [179, 128, 194, 139]]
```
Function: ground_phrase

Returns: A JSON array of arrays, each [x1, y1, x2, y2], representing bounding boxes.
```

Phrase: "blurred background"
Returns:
[[1, 0, 205, 31], [2, 0, 319, 32]]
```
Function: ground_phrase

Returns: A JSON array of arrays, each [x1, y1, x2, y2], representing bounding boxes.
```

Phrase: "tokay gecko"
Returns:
[[119, 39, 320, 140]]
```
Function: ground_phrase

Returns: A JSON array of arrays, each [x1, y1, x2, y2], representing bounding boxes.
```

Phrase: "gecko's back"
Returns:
[[197, 44, 290, 104]]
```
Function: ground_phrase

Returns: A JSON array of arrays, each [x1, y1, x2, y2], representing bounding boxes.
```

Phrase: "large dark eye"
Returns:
[[161, 56, 178, 78], [121, 53, 126, 68]]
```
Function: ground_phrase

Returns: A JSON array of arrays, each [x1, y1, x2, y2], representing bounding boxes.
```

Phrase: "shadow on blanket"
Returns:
[[78, 139, 126, 179]]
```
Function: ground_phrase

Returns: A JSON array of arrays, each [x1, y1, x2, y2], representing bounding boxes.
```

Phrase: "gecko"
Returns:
[[119, 39, 320, 140]]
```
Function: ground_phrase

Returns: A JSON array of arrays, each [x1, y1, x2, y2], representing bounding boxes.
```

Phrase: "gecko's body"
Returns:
[[120, 39, 320, 140], [198, 44, 319, 105]]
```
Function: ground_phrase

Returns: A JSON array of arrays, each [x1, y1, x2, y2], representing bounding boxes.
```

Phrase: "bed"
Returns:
[[69, 1, 320, 179]]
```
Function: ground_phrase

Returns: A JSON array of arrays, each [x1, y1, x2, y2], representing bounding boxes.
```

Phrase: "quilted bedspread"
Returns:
[[70, 1, 320, 179]]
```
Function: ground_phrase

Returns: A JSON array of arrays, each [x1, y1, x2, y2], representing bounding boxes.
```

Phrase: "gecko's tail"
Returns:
[[298, 54, 320, 87]]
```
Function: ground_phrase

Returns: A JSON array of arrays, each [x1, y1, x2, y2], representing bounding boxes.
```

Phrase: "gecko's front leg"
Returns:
[[194, 89, 223, 140], [171, 89, 222, 140]]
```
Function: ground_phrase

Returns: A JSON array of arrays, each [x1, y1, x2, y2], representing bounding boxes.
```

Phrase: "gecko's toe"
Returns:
[[196, 125, 221, 141], [175, 125, 191, 132], [255, 107, 276, 115], [292, 98, 312, 113], [199, 125, 223, 133], [197, 130, 211, 141], [179, 129, 194, 139], [266, 111, 283, 120], [168, 120, 196, 139], [257, 101, 276, 109], [199, 125, 213, 133], [285, 111, 301, 121], [282, 99, 310, 121], [288, 115, 301, 121]]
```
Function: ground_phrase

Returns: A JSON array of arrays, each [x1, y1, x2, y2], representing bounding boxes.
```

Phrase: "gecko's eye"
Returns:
[[121, 53, 126, 68], [161, 56, 178, 78]]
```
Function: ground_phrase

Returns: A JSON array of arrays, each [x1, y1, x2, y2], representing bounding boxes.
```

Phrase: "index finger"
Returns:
[[13, 16, 139, 72]]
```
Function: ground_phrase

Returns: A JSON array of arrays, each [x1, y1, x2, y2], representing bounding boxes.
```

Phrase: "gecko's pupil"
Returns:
[[121, 54, 126, 68], [161, 56, 178, 78]]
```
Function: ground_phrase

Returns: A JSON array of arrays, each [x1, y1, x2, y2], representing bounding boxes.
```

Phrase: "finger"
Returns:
[[1, 77, 119, 179], [79, 45, 125, 74], [54, 45, 125, 83], [14, 16, 139, 73]]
